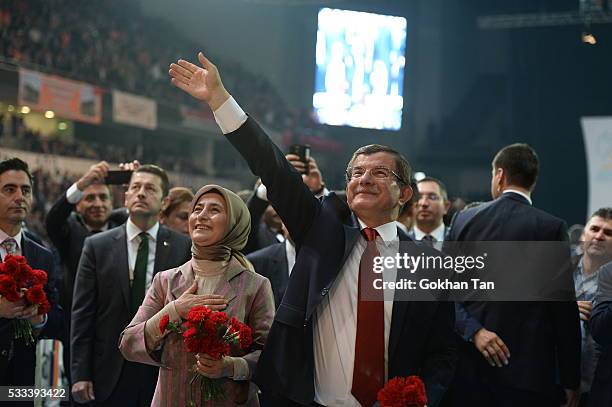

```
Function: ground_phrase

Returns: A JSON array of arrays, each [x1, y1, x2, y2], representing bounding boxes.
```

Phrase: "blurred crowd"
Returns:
[[0, 112, 203, 175], [0, 0, 321, 134]]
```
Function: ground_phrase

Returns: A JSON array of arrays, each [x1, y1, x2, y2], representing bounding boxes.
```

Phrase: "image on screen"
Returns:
[[313, 8, 407, 131]]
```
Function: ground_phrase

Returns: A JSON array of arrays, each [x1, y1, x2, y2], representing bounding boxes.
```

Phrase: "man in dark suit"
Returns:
[[446, 144, 581, 407], [170, 53, 456, 407], [46, 161, 128, 313], [408, 176, 450, 247], [0, 158, 63, 389], [590, 262, 612, 407], [46, 161, 127, 387], [71, 164, 191, 406], [247, 229, 292, 308]]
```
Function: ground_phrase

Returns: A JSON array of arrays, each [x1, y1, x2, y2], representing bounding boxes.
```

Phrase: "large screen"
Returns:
[[313, 8, 407, 131]]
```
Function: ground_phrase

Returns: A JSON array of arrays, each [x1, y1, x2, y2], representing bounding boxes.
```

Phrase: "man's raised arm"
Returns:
[[169, 53, 319, 244]]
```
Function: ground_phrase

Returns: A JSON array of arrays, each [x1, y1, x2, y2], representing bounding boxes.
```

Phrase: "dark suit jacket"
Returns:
[[226, 117, 456, 406], [244, 192, 282, 255], [247, 241, 289, 308], [70, 223, 190, 402], [589, 295, 612, 406], [0, 234, 64, 385], [445, 192, 581, 395], [45, 193, 127, 311]]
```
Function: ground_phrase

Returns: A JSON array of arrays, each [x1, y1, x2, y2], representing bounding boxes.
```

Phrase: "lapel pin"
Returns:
[[163, 241, 169, 246]]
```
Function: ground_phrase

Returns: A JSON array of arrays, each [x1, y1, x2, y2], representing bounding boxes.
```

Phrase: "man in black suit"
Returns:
[[170, 53, 456, 407], [409, 176, 450, 246], [71, 164, 191, 406], [46, 161, 127, 387], [46, 161, 128, 313], [248, 223, 292, 308], [0, 158, 63, 388], [446, 144, 581, 406]]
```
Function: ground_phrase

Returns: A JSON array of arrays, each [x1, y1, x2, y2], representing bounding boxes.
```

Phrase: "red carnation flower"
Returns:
[[2, 257, 20, 276], [159, 315, 170, 334], [13, 263, 32, 286], [378, 376, 427, 407], [31, 269, 48, 285], [238, 325, 253, 350], [12, 255, 27, 264], [186, 305, 211, 323], [183, 326, 198, 339], [25, 284, 46, 305], [0, 275, 20, 302]]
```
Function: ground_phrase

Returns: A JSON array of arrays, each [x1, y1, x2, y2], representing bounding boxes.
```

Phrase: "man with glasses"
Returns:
[[170, 53, 456, 407], [410, 177, 450, 247]]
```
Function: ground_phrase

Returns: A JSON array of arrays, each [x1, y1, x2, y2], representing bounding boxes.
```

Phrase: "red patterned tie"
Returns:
[[352, 227, 384, 407]]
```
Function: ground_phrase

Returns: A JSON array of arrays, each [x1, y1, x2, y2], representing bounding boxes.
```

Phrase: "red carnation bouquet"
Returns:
[[377, 376, 428, 407], [0, 255, 50, 344], [160, 305, 253, 405]]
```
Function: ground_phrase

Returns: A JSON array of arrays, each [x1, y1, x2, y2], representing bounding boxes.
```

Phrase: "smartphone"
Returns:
[[104, 170, 133, 185], [289, 144, 311, 175]]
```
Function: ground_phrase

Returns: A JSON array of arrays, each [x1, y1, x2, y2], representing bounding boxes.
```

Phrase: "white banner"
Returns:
[[112, 90, 157, 130], [581, 117, 612, 218]]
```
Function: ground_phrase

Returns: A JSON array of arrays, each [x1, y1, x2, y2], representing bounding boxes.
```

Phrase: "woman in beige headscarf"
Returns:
[[120, 185, 275, 406]]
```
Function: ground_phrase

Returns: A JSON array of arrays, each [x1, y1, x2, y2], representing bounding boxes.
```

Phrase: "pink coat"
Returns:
[[119, 260, 275, 406]]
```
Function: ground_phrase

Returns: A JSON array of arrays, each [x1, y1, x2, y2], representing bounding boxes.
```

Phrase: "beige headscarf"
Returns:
[[190, 185, 253, 272]]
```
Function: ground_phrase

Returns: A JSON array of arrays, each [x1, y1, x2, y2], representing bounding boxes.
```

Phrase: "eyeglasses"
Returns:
[[418, 193, 442, 202], [346, 166, 406, 184]]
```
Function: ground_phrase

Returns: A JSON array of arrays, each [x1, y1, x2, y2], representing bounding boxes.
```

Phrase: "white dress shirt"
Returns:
[[126, 219, 159, 291], [412, 222, 446, 243], [286, 239, 296, 276], [0, 229, 23, 260], [213, 97, 398, 407], [503, 189, 532, 205]]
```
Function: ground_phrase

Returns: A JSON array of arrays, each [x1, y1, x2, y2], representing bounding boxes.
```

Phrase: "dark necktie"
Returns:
[[131, 232, 149, 315], [421, 234, 436, 247], [352, 227, 384, 407]]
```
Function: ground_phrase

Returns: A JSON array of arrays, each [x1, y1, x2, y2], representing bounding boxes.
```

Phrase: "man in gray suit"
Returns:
[[71, 164, 191, 406]]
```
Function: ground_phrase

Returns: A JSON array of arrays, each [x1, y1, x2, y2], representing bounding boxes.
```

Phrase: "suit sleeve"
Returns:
[[70, 237, 98, 383], [454, 303, 482, 342], [45, 194, 74, 255], [421, 302, 458, 407], [549, 221, 581, 389], [443, 213, 483, 342], [225, 118, 320, 246], [242, 277, 275, 379], [591, 264, 612, 345]]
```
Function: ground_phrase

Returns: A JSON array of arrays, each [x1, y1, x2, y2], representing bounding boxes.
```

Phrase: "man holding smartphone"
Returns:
[[45, 161, 128, 388]]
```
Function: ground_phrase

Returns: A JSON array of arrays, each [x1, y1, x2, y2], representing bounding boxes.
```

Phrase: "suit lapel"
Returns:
[[341, 214, 361, 267], [171, 262, 195, 299], [389, 232, 413, 360], [278, 242, 289, 292], [214, 266, 240, 305], [154, 226, 172, 274], [112, 226, 131, 311]]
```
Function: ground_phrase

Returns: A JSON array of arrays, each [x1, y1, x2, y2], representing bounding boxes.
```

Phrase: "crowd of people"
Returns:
[[0, 0, 323, 137], [0, 53, 610, 407], [0, 113, 205, 176]]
